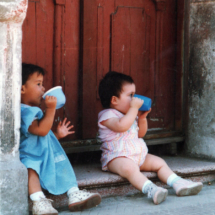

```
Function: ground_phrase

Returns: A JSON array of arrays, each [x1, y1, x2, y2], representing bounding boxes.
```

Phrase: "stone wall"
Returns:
[[186, 0, 215, 158], [0, 0, 28, 214]]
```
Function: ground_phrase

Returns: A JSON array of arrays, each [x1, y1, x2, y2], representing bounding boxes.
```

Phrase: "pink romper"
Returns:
[[98, 108, 148, 171]]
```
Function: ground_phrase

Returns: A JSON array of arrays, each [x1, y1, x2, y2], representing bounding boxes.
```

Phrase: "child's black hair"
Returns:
[[22, 63, 45, 85], [99, 71, 134, 108]]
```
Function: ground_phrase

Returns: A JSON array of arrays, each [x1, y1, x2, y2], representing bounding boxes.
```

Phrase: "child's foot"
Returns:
[[153, 188, 168, 205], [68, 189, 101, 211], [32, 198, 58, 215], [145, 183, 168, 205], [173, 179, 203, 196]]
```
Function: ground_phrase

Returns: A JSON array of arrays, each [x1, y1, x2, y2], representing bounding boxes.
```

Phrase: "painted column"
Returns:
[[0, 0, 28, 214], [186, 0, 215, 158]]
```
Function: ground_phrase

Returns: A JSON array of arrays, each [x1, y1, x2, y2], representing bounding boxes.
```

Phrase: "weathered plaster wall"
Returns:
[[0, 0, 28, 214], [186, 0, 215, 158]]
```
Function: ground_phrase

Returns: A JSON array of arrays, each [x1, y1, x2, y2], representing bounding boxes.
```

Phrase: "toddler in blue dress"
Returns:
[[20, 63, 101, 215]]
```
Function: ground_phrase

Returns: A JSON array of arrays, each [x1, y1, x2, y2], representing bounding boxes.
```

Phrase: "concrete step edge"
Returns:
[[77, 170, 215, 190]]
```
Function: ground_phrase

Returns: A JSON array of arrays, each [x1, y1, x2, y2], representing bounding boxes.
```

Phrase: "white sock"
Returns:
[[142, 180, 153, 194], [67, 186, 79, 197], [30, 191, 46, 201], [167, 173, 181, 187]]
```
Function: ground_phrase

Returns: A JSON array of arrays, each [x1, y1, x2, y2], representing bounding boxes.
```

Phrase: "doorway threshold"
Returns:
[[61, 135, 185, 154]]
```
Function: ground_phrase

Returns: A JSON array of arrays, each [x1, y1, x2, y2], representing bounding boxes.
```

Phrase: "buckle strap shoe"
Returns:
[[32, 198, 58, 215], [68, 189, 101, 211]]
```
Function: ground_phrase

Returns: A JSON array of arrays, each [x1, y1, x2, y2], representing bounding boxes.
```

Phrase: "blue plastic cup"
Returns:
[[133, 94, 151, 111], [42, 86, 66, 109]]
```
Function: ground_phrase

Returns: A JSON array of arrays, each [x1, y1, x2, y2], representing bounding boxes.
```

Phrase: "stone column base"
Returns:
[[0, 155, 28, 215]]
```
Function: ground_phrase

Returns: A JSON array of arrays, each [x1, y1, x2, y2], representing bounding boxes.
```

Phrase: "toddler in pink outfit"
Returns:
[[98, 71, 203, 205], [99, 108, 148, 171]]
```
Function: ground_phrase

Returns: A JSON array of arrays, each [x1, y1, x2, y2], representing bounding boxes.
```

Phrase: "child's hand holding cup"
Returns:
[[133, 94, 151, 111], [131, 97, 144, 109], [44, 96, 57, 109], [42, 86, 66, 109]]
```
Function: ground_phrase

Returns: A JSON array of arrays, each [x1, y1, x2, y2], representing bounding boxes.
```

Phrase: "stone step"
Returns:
[[30, 156, 215, 211]]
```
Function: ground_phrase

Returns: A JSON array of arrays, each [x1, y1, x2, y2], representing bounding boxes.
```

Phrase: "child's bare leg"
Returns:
[[28, 169, 58, 214], [28, 168, 42, 195], [108, 157, 148, 191], [140, 154, 203, 196], [140, 154, 173, 183], [107, 157, 167, 204]]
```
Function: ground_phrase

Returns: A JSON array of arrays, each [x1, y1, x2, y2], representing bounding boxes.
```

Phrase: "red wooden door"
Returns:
[[22, 0, 80, 140], [22, 0, 183, 143], [82, 0, 180, 139]]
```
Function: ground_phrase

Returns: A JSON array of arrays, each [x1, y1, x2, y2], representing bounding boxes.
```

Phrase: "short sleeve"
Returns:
[[98, 109, 121, 128], [21, 106, 43, 137]]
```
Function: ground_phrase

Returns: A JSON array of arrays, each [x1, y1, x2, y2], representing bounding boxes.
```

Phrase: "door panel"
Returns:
[[111, 6, 155, 105], [22, 0, 54, 92], [22, 0, 80, 140], [82, 0, 177, 139]]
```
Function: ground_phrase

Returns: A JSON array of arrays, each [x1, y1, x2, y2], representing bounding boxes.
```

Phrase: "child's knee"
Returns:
[[158, 158, 168, 169], [120, 163, 138, 177], [28, 168, 39, 178], [28, 168, 35, 174], [151, 157, 168, 171]]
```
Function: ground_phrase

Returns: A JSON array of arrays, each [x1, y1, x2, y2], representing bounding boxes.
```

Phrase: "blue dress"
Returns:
[[19, 104, 78, 195]]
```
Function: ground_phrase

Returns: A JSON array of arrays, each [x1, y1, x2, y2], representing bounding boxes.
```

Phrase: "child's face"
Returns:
[[112, 83, 136, 114], [21, 72, 45, 106]]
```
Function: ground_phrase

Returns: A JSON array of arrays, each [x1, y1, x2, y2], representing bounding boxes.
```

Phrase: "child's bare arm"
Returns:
[[101, 97, 143, 132], [28, 96, 57, 136], [138, 109, 151, 138], [54, 118, 75, 140]]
